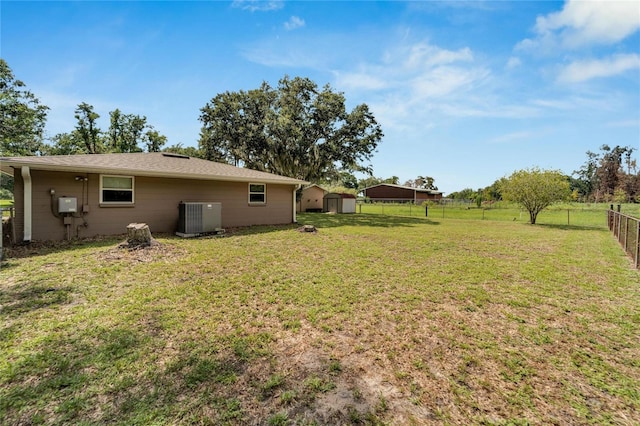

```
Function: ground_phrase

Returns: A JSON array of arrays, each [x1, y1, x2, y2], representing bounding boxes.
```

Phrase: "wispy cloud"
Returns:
[[606, 119, 640, 129], [231, 0, 283, 12], [490, 130, 536, 144], [558, 53, 640, 83], [506, 57, 521, 70], [284, 16, 305, 31], [336, 41, 479, 96]]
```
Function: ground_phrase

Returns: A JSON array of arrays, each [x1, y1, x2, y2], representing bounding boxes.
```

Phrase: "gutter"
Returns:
[[21, 166, 32, 242]]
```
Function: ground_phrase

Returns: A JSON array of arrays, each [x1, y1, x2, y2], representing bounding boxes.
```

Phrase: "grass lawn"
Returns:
[[1, 213, 638, 425], [357, 202, 638, 228]]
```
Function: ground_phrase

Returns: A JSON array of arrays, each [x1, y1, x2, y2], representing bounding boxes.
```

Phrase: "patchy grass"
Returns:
[[1, 213, 638, 425]]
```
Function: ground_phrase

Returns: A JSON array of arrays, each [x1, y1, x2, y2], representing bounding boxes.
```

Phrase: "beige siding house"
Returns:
[[1, 153, 306, 242]]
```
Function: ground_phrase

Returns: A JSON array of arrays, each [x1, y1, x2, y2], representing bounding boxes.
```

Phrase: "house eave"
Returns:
[[0, 160, 306, 186]]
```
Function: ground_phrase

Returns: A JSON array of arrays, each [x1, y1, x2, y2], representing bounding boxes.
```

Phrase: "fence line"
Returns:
[[356, 202, 610, 226], [608, 209, 640, 269]]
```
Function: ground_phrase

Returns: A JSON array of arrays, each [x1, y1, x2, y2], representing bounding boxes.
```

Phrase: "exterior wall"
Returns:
[[342, 198, 356, 213], [365, 185, 442, 202], [11, 168, 296, 241], [415, 192, 443, 202], [297, 186, 326, 212], [364, 185, 414, 201]]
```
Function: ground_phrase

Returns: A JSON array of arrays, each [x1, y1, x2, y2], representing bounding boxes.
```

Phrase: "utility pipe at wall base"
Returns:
[[21, 166, 32, 242], [293, 185, 301, 223]]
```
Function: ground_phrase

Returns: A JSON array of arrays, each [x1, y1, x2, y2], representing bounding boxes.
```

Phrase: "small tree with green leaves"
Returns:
[[500, 168, 570, 224]]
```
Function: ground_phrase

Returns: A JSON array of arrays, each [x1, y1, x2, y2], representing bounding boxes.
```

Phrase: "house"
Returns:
[[0, 152, 307, 242], [362, 183, 443, 203], [323, 193, 356, 214], [296, 184, 328, 213]]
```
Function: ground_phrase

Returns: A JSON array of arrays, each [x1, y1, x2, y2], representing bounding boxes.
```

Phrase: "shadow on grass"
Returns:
[[297, 213, 439, 229], [202, 214, 439, 238], [0, 284, 75, 317], [537, 223, 608, 232]]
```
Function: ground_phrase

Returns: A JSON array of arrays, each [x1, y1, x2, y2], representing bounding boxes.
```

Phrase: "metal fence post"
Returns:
[[624, 216, 628, 252]]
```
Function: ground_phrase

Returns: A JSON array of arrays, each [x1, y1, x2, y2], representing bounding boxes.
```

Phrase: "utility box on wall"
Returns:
[[58, 197, 78, 213]]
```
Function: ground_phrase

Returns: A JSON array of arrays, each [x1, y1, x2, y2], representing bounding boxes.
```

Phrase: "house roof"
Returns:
[[362, 183, 443, 195], [0, 153, 307, 185], [302, 184, 328, 193]]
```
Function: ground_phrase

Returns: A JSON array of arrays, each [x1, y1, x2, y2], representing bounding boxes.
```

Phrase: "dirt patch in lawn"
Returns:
[[96, 241, 186, 263], [266, 322, 435, 424]]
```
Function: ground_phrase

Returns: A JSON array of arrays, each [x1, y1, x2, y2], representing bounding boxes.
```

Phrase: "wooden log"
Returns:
[[126, 223, 154, 247]]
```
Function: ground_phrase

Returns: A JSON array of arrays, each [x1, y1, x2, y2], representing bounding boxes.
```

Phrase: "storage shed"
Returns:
[[323, 193, 356, 214]]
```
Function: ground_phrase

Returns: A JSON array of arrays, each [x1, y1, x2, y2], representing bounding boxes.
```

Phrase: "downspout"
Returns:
[[293, 184, 301, 223], [21, 166, 32, 242]]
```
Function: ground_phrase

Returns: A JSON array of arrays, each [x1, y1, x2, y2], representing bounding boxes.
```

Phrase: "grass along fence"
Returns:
[[356, 202, 623, 228], [608, 208, 640, 268]]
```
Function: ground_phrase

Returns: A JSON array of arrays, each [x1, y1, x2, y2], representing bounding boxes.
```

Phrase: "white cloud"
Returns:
[[536, 0, 640, 48], [337, 41, 480, 96], [231, 0, 284, 12], [409, 66, 488, 99], [284, 16, 305, 31], [519, 0, 640, 51], [557, 53, 640, 83], [400, 42, 473, 69]]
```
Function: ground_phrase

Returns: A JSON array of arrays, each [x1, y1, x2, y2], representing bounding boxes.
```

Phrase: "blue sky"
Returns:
[[2, 0, 639, 194]]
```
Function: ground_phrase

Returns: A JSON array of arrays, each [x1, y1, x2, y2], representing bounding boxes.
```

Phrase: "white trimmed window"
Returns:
[[248, 183, 266, 204], [100, 175, 134, 204]]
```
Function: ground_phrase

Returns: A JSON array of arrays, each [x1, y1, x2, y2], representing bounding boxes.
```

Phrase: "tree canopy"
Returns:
[[404, 176, 438, 190], [198, 76, 383, 182], [45, 103, 167, 155], [500, 168, 570, 224], [0, 59, 49, 156], [573, 145, 638, 202]]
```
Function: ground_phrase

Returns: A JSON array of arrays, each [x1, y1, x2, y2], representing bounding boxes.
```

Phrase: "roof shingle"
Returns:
[[0, 153, 307, 185]]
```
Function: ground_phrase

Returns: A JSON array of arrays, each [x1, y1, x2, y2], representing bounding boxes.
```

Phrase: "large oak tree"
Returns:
[[198, 76, 383, 182]]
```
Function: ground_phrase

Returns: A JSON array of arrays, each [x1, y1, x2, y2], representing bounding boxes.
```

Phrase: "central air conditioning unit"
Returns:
[[178, 202, 222, 234]]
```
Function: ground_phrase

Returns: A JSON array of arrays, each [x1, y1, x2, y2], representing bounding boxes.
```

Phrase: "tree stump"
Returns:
[[126, 223, 155, 247], [298, 224, 317, 233]]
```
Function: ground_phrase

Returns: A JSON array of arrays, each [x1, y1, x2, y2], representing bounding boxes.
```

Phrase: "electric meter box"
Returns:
[[58, 197, 78, 213]]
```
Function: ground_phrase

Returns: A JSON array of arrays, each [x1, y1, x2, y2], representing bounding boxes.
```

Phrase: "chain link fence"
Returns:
[[608, 209, 640, 269]]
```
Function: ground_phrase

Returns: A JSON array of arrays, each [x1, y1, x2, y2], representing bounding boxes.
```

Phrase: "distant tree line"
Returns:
[[448, 145, 639, 204]]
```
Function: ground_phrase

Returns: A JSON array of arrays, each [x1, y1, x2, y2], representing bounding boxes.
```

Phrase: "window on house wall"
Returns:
[[101, 175, 134, 204], [248, 183, 266, 204]]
